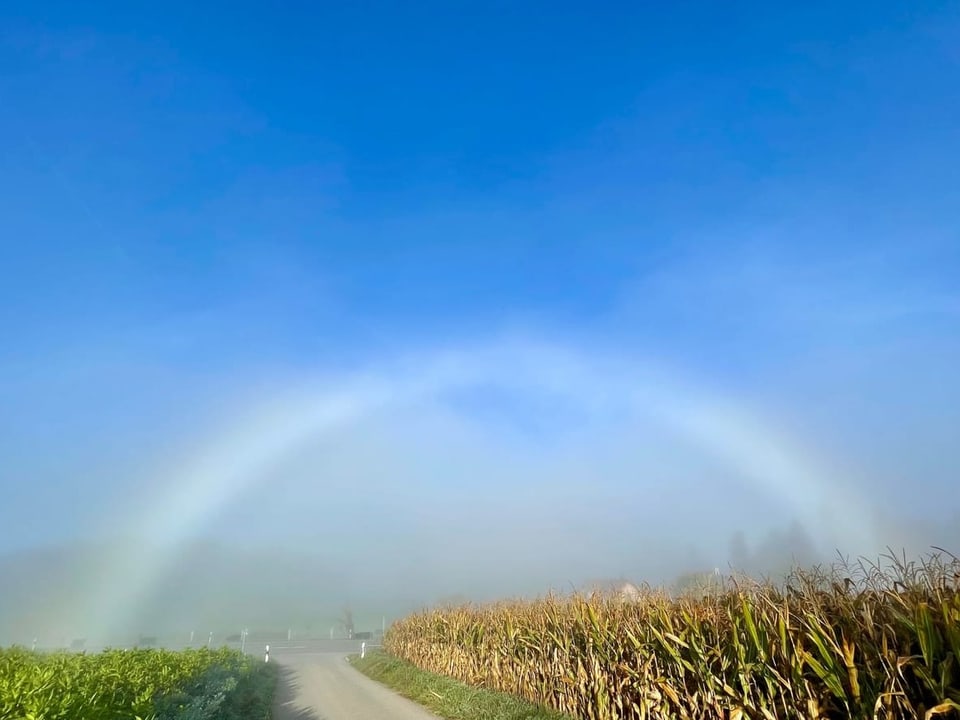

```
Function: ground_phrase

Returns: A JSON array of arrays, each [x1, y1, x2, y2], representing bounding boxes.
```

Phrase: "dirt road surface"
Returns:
[[272, 650, 441, 720]]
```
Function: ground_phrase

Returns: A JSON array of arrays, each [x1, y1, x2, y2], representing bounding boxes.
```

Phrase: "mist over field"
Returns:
[[1, 2, 958, 651], [2, 333, 958, 647]]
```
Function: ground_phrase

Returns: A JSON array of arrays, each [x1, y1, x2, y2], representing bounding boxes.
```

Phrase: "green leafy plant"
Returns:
[[0, 646, 274, 720]]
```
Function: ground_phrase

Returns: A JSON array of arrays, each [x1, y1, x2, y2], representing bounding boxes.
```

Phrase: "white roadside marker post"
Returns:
[[265, 644, 270, 663], [361, 641, 366, 659]]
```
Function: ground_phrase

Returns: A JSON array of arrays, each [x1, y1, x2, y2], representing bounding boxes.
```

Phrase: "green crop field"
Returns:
[[0, 646, 274, 720]]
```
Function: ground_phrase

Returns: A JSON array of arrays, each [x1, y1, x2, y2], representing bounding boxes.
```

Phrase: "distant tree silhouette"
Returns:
[[340, 607, 355, 639]]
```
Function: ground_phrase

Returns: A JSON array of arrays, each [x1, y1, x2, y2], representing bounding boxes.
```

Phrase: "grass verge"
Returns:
[[351, 650, 572, 720], [153, 651, 278, 720], [218, 659, 277, 720]]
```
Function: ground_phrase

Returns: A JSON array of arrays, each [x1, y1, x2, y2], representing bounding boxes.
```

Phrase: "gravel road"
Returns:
[[272, 651, 441, 720]]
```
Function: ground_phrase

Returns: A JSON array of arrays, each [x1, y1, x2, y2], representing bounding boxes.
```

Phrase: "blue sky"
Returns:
[[1, 0, 959, 575]]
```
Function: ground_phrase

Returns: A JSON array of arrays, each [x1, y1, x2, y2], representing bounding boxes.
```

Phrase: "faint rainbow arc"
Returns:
[[80, 342, 879, 637]]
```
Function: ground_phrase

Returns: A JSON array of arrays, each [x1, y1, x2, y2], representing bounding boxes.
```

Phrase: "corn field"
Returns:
[[386, 551, 960, 719], [0, 646, 268, 720]]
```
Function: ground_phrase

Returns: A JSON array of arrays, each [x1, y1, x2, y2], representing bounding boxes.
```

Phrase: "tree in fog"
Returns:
[[340, 606, 354, 639]]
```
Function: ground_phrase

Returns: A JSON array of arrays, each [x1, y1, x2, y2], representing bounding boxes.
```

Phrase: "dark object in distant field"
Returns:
[[354, 631, 373, 640]]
